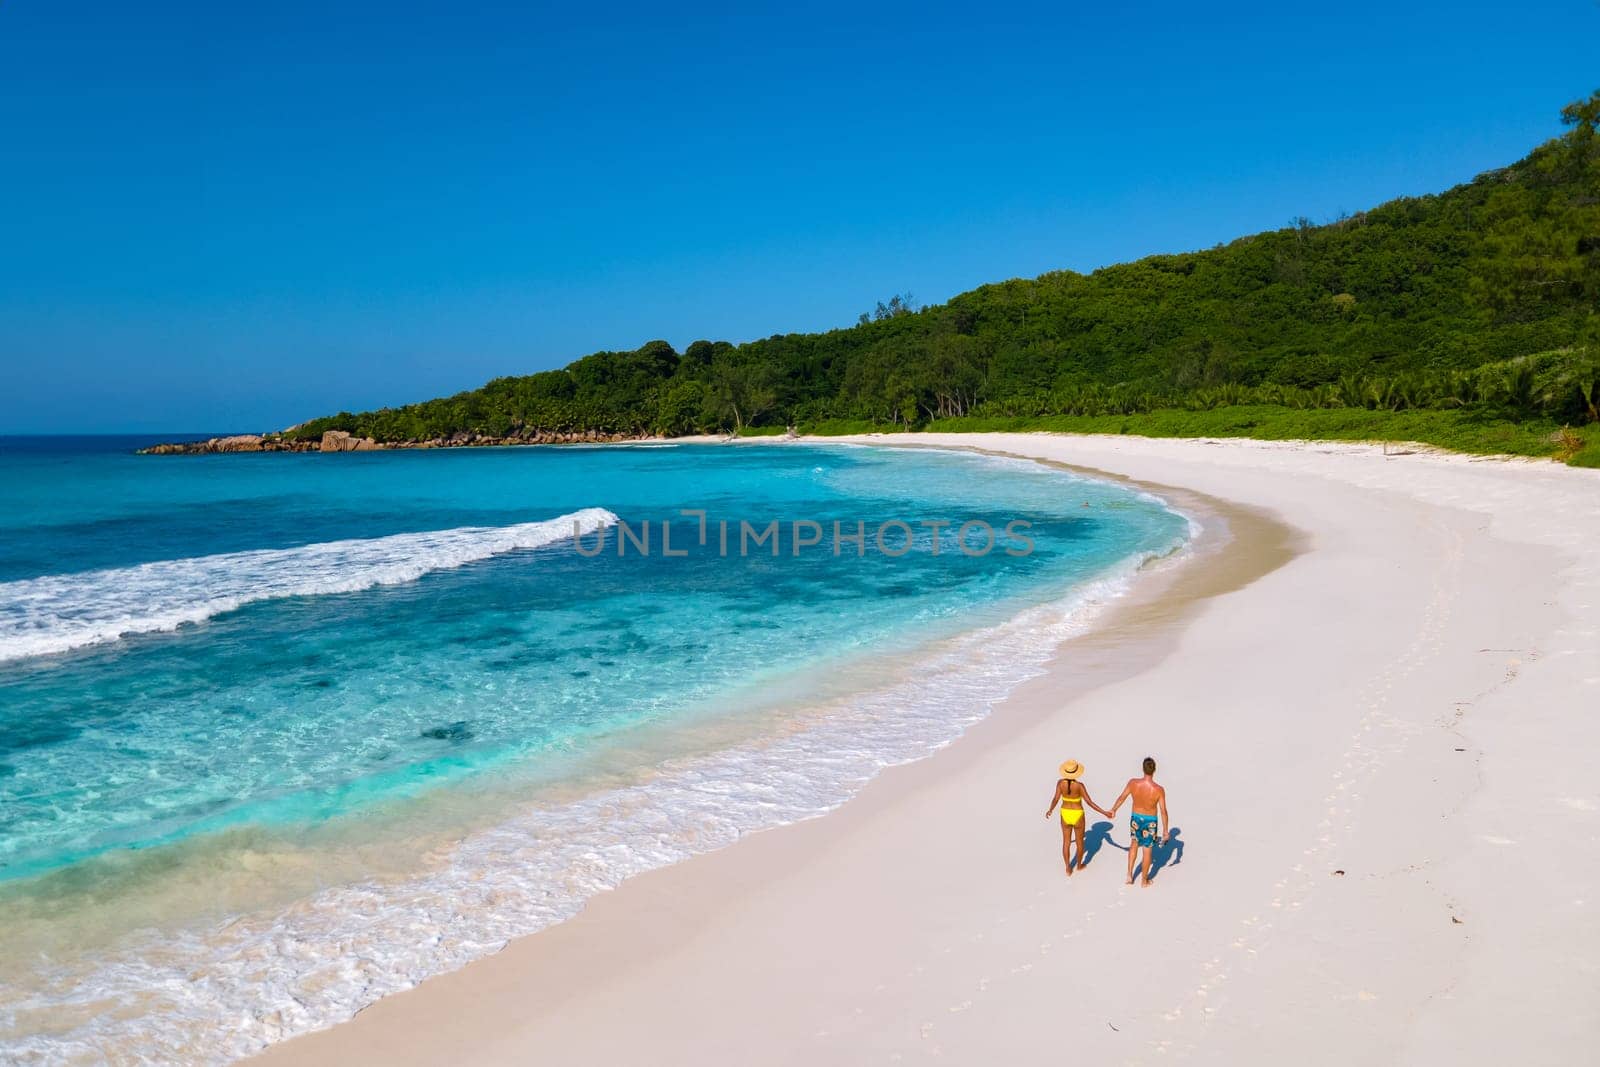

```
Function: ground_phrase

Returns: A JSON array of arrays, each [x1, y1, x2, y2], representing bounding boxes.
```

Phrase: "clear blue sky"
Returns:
[[3, 2, 1597, 432]]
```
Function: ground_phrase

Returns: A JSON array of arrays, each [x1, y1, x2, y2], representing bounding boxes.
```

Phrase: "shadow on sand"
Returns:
[[1080, 820, 1121, 869], [1077, 823, 1186, 882], [1143, 827, 1184, 882]]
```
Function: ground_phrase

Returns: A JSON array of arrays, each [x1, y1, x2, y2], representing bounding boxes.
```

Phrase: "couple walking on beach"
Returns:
[[1044, 757, 1169, 887]]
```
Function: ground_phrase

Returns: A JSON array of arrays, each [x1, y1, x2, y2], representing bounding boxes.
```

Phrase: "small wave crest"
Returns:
[[0, 508, 618, 663], [0, 534, 1191, 1064]]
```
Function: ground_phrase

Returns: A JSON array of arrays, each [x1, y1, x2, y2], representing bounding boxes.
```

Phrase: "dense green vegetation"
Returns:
[[929, 408, 1600, 467], [293, 94, 1600, 464]]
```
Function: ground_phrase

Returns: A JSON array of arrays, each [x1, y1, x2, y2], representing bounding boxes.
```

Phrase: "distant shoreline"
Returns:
[[136, 428, 668, 454], [133, 414, 1598, 467]]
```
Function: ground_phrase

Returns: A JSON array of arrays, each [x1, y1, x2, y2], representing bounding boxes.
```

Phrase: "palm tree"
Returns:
[[1500, 363, 1537, 416], [1577, 367, 1599, 423], [1338, 374, 1366, 409]]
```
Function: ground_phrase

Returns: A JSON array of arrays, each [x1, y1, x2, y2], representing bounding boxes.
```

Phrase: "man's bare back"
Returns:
[[1123, 776, 1164, 815]]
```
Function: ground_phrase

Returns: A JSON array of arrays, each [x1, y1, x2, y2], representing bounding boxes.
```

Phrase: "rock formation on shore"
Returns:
[[141, 434, 273, 455], [138, 428, 651, 455], [319, 430, 379, 452]]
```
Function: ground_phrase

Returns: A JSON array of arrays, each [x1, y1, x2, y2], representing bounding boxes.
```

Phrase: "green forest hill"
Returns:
[[289, 93, 1600, 466]]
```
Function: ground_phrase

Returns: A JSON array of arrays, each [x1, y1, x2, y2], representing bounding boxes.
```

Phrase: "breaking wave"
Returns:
[[0, 508, 618, 663]]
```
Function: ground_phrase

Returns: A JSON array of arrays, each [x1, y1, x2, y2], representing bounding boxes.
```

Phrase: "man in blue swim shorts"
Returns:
[[1109, 756, 1169, 887]]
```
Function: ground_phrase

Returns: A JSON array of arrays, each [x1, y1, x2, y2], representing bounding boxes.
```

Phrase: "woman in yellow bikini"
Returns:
[[1044, 759, 1111, 877]]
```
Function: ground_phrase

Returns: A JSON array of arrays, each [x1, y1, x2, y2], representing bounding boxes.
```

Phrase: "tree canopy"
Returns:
[[291, 93, 1600, 445]]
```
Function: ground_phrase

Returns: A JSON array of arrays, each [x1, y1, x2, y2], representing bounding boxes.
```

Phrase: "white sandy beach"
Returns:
[[254, 432, 1600, 1066]]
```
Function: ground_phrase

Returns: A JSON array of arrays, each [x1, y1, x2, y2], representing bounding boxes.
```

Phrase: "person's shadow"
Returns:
[[1080, 821, 1122, 868], [1147, 827, 1185, 882]]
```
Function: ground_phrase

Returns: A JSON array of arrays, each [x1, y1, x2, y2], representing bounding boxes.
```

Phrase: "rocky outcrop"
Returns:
[[138, 434, 277, 454], [407, 429, 643, 447], [140, 428, 658, 455], [319, 430, 379, 453]]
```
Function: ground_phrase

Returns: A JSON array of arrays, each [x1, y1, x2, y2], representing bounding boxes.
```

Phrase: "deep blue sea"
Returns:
[[0, 435, 1189, 1062]]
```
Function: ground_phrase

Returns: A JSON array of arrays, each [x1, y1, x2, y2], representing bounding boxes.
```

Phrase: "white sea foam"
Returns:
[[0, 528, 1192, 1065], [0, 508, 618, 664]]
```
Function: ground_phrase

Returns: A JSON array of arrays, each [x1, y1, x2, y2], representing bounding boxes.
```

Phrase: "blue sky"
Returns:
[[2, 2, 1597, 432]]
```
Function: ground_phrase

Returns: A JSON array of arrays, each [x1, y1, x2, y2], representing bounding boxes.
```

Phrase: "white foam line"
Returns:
[[0, 532, 1191, 1065], [804, 440, 1204, 540], [0, 508, 618, 663]]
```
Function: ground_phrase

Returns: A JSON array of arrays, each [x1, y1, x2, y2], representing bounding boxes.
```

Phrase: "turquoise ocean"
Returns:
[[0, 436, 1190, 1062]]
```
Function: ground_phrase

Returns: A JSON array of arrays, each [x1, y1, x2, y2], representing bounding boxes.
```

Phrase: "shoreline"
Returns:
[[251, 430, 1600, 1065], [1, 439, 1193, 1063], [134, 429, 677, 454], [249, 437, 1294, 1065]]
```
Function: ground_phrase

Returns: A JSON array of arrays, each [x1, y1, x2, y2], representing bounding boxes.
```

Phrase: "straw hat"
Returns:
[[1058, 759, 1083, 780]]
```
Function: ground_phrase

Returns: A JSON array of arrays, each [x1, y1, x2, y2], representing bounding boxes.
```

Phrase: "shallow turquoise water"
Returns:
[[0, 435, 1191, 1062], [0, 438, 1187, 882]]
